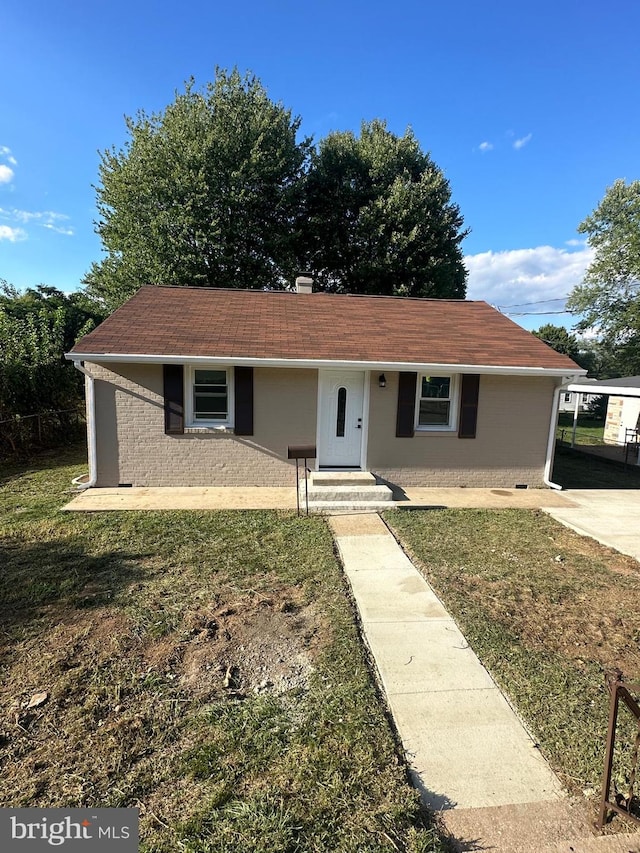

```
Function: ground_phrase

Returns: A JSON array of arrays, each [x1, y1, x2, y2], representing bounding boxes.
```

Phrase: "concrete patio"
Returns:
[[62, 484, 576, 512]]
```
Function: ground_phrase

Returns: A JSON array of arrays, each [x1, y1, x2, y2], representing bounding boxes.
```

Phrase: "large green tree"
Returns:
[[85, 70, 312, 310], [299, 120, 468, 297], [85, 72, 469, 310], [567, 179, 640, 374]]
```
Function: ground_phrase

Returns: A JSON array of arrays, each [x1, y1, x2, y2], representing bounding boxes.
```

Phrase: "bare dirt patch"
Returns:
[[151, 592, 323, 699], [469, 522, 640, 676], [0, 584, 327, 809]]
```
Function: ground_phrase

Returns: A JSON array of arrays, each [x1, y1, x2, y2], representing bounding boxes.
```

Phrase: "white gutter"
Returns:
[[544, 379, 571, 490], [72, 361, 97, 489], [66, 351, 586, 379]]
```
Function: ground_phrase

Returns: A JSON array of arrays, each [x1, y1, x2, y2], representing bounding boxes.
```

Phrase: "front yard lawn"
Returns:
[[0, 446, 447, 853], [385, 508, 640, 813], [556, 412, 605, 445]]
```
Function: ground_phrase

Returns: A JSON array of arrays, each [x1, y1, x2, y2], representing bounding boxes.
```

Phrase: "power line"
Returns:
[[503, 309, 571, 316], [497, 280, 640, 312], [497, 297, 568, 309]]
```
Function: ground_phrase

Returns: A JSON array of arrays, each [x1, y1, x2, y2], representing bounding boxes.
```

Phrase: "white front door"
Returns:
[[318, 370, 365, 468]]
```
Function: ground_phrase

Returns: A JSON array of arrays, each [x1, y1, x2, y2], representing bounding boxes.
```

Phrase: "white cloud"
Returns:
[[0, 225, 27, 242], [0, 146, 17, 166], [464, 244, 594, 312], [478, 141, 493, 153], [513, 133, 533, 150], [0, 164, 15, 184], [0, 207, 73, 236], [42, 222, 75, 236]]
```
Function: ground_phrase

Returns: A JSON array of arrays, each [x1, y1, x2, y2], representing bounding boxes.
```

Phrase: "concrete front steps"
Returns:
[[298, 470, 394, 511], [443, 800, 639, 853]]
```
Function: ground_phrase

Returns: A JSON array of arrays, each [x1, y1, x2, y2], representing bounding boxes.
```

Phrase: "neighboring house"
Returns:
[[564, 376, 640, 452], [558, 390, 595, 414], [67, 280, 584, 489]]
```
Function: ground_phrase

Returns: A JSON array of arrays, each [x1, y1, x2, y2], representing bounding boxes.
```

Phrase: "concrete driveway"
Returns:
[[543, 489, 640, 562]]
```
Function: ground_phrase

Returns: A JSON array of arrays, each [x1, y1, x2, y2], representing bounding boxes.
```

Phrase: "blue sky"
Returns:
[[1, 0, 638, 331]]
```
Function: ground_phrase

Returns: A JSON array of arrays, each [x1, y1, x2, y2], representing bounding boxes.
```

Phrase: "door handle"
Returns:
[[357, 418, 362, 429]]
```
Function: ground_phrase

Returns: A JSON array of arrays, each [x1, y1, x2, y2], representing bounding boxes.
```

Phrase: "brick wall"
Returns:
[[87, 362, 557, 489], [88, 362, 317, 486], [366, 371, 556, 488]]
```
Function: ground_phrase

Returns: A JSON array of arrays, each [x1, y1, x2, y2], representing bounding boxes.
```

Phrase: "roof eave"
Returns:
[[65, 351, 585, 378]]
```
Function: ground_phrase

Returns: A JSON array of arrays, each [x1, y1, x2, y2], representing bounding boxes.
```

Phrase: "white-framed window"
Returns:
[[564, 392, 572, 403], [415, 373, 459, 431], [186, 366, 234, 427]]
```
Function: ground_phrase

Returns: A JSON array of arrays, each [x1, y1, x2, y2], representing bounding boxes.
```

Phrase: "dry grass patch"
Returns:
[[0, 446, 448, 853]]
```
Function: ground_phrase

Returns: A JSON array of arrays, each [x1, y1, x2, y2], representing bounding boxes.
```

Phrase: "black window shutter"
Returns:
[[234, 366, 254, 436], [163, 364, 184, 435], [396, 372, 417, 437], [458, 374, 480, 439]]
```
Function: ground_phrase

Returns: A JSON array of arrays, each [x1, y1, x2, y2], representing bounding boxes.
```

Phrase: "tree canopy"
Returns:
[[86, 70, 311, 309], [531, 323, 598, 372], [0, 283, 105, 353], [299, 120, 468, 297], [85, 70, 468, 310], [532, 323, 581, 362], [567, 179, 640, 374], [0, 282, 105, 416]]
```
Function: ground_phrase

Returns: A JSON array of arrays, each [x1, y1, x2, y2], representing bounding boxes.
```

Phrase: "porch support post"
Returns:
[[572, 392, 579, 448]]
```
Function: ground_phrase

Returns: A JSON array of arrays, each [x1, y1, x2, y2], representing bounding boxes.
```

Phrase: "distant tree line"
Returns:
[[85, 68, 640, 379], [567, 178, 640, 377], [0, 283, 105, 453]]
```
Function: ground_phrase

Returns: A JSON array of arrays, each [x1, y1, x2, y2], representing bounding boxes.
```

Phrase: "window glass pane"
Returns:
[[336, 387, 347, 437], [194, 393, 227, 417], [419, 400, 450, 426], [421, 376, 450, 399], [193, 368, 228, 420], [195, 369, 227, 385]]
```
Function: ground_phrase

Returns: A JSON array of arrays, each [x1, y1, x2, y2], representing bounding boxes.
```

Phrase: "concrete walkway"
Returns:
[[329, 513, 564, 811]]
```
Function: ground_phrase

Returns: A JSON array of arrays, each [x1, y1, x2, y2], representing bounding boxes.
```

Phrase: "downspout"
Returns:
[[543, 380, 565, 490], [72, 360, 98, 489]]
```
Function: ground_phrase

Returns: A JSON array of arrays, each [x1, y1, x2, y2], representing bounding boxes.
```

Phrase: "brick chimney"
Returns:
[[295, 275, 313, 294]]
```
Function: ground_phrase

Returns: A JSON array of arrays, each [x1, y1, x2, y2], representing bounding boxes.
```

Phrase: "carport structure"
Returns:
[[565, 376, 640, 465]]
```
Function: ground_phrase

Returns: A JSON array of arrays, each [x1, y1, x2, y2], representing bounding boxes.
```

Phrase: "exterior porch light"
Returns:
[[378, 373, 386, 388]]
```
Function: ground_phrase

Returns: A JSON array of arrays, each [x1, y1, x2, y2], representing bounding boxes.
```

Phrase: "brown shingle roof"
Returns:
[[69, 285, 581, 371]]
